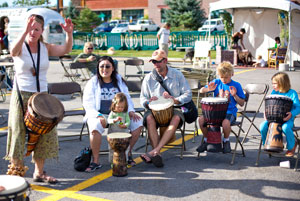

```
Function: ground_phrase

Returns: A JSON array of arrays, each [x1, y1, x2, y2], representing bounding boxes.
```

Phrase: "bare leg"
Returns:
[[199, 116, 208, 138], [34, 158, 45, 176], [89, 130, 102, 165], [222, 119, 231, 138], [149, 115, 180, 155], [129, 126, 142, 153], [147, 114, 159, 148]]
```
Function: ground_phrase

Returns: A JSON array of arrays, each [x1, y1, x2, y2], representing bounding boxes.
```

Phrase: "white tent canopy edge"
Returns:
[[209, 0, 300, 69]]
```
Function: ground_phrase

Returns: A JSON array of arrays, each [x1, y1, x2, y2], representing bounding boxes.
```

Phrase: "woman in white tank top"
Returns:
[[5, 14, 73, 184]]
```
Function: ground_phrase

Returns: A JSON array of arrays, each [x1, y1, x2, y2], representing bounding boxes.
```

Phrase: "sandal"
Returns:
[[85, 162, 102, 173], [127, 155, 136, 167], [140, 153, 152, 164], [151, 153, 164, 168], [33, 171, 58, 184]]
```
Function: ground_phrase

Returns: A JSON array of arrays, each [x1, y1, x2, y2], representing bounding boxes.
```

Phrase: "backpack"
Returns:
[[74, 147, 92, 172]]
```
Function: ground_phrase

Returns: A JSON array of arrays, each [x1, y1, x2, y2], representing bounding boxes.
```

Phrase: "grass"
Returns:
[[70, 49, 216, 59]]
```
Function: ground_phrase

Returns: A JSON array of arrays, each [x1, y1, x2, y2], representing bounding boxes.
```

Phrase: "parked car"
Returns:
[[110, 19, 128, 27], [111, 23, 130, 33], [198, 18, 224, 32], [128, 19, 160, 32], [93, 22, 115, 33]]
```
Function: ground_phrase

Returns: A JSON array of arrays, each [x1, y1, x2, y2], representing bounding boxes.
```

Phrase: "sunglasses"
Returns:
[[152, 59, 165, 64], [99, 65, 111, 69], [87, 47, 93, 50]]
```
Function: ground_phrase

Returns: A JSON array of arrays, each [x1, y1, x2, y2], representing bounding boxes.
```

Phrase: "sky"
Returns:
[[0, 0, 71, 7]]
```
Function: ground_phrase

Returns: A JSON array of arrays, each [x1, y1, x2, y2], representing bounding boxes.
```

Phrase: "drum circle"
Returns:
[[0, 175, 30, 201]]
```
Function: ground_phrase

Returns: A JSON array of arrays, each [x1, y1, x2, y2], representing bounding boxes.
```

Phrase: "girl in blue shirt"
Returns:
[[260, 72, 300, 157]]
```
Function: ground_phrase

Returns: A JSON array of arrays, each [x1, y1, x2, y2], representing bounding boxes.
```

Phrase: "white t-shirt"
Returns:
[[157, 27, 170, 44], [259, 59, 266, 67], [13, 42, 50, 92]]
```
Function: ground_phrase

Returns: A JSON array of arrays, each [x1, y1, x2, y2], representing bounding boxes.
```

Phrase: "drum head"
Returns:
[[265, 94, 292, 101], [107, 132, 132, 139], [149, 97, 174, 110], [31, 93, 65, 119], [0, 175, 29, 196], [201, 97, 228, 104]]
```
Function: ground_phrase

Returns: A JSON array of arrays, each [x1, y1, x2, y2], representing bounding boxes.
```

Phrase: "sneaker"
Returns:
[[285, 143, 297, 157], [85, 162, 102, 173], [223, 141, 231, 154], [196, 141, 208, 153]]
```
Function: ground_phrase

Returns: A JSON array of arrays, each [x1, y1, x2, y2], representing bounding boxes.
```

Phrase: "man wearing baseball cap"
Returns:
[[140, 49, 192, 167]]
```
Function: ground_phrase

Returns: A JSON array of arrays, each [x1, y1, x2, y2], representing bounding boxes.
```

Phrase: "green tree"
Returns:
[[64, 1, 80, 20], [13, 0, 50, 6], [72, 8, 100, 32], [0, 2, 9, 7], [164, 0, 205, 30]]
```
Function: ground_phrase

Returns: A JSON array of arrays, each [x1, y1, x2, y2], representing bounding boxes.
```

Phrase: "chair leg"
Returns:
[[255, 138, 263, 166], [294, 136, 300, 171], [145, 129, 149, 153], [230, 129, 245, 165]]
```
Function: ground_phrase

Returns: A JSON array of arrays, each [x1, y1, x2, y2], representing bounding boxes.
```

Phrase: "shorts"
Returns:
[[226, 114, 236, 125], [87, 114, 142, 134], [143, 108, 184, 129]]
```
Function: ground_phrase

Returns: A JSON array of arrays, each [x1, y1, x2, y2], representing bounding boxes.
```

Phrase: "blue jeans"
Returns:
[[260, 119, 295, 150]]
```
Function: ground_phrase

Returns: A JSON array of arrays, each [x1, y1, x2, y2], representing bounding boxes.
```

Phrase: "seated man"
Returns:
[[140, 49, 192, 167]]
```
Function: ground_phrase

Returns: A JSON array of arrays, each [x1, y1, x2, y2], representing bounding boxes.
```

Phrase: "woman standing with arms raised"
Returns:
[[5, 14, 73, 184]]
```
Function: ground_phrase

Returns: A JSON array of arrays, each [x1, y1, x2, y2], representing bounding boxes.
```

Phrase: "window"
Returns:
[[161, 9, 166, 23], [122, 9, 144, 22]]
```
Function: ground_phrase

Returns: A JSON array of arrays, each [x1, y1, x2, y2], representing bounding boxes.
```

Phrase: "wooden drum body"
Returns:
[[107, 133, 131, 177], [149, 97, 176, 142], [24, 93, 65, 156], [201, 97, 228, 152], [264, 95, 293, 152], [0, 175, 30, 201]]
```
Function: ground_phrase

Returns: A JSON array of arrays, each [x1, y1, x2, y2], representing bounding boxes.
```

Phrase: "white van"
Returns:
[[198, 18, 224, 32], [0, 7, 65, 46]]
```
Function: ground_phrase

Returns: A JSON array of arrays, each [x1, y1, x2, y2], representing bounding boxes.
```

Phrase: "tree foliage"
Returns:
[[64, 1, 80, 19], [164, 0, 205, 30], [72, 8, 100, 32], [13, 0, 50, 6], [0, 2, 8, 7]]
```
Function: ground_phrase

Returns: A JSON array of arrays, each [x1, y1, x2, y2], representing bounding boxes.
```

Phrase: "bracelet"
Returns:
[[86, 58, 89, 62], [98, 113, 103, 117]]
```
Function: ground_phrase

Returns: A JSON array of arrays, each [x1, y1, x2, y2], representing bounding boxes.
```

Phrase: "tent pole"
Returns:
[[208, 8, 211, 41]]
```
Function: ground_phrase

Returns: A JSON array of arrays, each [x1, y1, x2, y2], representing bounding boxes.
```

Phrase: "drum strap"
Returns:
[[152, 69, 172, 95], [25, 41, 40, 92]]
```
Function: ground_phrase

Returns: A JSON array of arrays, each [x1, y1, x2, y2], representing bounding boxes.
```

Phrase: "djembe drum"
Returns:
[[24, 93, 64, 156], [0, 175, 30, 201], [201, 97, 229, 152], [107, 132, 132, 177], [264, 95, 293, 152], [149, 97, 176, 143]]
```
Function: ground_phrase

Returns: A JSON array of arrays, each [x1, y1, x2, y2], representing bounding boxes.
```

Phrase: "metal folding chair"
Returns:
[[69, 62, 92, 82], [124, 58, 150, 80], [48, 82, 88, 141], [240, 83, 269, 144], [0, 73, 6, 102], [59, 55, 81, 82]]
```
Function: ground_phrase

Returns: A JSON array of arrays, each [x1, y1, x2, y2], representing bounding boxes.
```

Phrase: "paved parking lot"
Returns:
[[0, 58, 300, 201]]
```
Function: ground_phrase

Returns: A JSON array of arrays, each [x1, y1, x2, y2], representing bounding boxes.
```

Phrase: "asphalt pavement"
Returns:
[[0, 57, 300, 201]]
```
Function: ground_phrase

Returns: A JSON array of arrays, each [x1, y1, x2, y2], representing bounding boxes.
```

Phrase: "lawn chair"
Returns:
[[59, 55, 81, 82], [268, 47, 287, 69]]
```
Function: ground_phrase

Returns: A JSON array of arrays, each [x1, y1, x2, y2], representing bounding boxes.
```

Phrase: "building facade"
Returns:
[[72, 0, 218, 26]]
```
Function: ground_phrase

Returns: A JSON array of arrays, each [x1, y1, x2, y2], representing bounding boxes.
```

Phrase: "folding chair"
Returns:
[[0, 73, 6, 102], [59, 55, 81, 82], [48, 82, 88, 141], [124, 58, 150, 80], [186, 78, 201, 142], [240, 83, 269, 145], [69, 62, 92, 82]]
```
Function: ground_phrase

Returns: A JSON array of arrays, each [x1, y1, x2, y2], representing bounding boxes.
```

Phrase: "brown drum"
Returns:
[[201, 97, 228, 152], [24, 93, 64, 156], [264, 95, 293, 152], [149, 97, 176, 143], [107, 132, 131, 177]]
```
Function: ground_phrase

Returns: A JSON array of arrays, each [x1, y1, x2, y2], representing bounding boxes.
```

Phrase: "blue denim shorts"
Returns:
[[225, 114, 236, 125]]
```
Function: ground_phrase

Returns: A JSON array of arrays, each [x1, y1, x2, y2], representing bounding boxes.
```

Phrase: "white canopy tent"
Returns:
[[209, 0, 300, 68]]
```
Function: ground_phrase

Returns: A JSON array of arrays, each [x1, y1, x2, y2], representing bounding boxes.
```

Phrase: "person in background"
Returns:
[[253, 55, 266, 67], [260, 72, 300, 157], [157, 23, 171, 56], [231, 28, 246, 51], [5, 14, 73, 183], [74, 42, 101, 76], [274, 36, 281, 48]]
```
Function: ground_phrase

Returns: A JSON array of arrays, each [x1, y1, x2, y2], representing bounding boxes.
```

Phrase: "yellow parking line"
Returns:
[[0, 126, 7, 131], [235, 68, 256, 75], [37, 132, 198, 201]]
